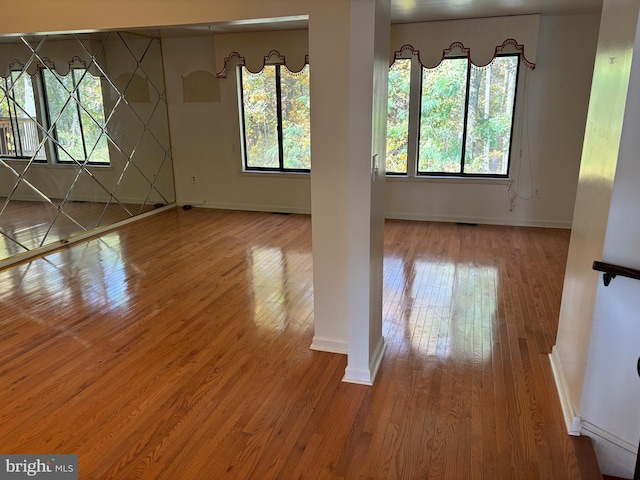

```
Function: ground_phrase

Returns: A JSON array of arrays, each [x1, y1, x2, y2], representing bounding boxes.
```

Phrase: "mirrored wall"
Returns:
[[0, 31, 175, 262]]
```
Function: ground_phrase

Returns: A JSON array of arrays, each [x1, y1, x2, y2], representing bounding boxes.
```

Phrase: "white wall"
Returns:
[[551, 0, 640, 476], [164, 14, 599, 227], [578, 5, 640, 475], [162, 32, 311, 213], [385, 14, 599, 227], [552, 0, 639, 429]]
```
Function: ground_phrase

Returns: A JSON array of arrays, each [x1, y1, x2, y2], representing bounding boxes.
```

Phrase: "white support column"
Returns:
[[309, 0, 352, 355], [309, 0, 390, 385], [343, 0, 390, 385]]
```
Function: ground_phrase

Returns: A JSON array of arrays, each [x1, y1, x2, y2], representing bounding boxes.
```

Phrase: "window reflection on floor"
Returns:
[[249, 246, 313, 332], [249, 244, 497, 362], [384, 255, 497, 362], [79, 233, 131, 309], [1, 231, 130, 311]]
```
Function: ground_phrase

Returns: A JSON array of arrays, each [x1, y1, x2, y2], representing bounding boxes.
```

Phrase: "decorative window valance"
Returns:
[[392, 39, 535, 70], [212, 14, 538, 77], [389, 14, 539, 69], [216, 50, 309, 78], [0, 39, 107, 78], [213, 29, 309, 78], [0, 58, 104, 79]]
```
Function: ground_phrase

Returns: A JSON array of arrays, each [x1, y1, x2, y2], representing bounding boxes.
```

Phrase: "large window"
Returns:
[[42, 68, 110, 165], [387, 54, 520, 177], [238, 64, 310, 172], [0, 72, 45, 160], [0, 68, 109, 165]]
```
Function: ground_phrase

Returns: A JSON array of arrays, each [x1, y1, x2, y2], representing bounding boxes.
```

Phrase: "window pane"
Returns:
[[241, 66, 279, 169], [464, 56, 518, 175], [281, 65, 310, 170], [76, 71, 110, 164], [418, 58, 467, 174], [7, 72, 45, 159], [44, 70, 85, 162], [387, 59, 411, 174], [0, 80, 15, 156]]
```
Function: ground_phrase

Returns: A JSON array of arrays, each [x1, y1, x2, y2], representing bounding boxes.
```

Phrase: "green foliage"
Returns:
[[241, 55, 516, 175], [241, 65, 310, 170], [0, 80, 15, 155], [386, 59, 410, 173], [0, 83, 8, 119], [463, 56, 518, 175], [76, 72, 110, 163], [242, 66, 279, 168], [0, 73, 42, 158], [281, 66, 310, 169], [418, 58, 467, 173], [44, 70, 81, 161], [387, 55, 519, 176], [44, 69, 110, 164]]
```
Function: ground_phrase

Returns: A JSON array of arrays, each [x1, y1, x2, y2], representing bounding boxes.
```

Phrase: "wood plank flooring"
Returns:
[[0, 207, 593, 479], [0, 197, 155, 259]]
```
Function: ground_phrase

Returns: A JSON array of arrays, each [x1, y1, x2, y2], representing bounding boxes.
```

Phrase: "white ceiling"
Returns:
[[390, 0, 602, 23], [0, 0, 605, 42], [157, 0, 602, 36]]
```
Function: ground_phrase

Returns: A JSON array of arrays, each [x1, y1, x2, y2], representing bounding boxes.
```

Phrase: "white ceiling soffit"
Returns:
[[391, 0, 602, 24], [173, 0, 602, 35], [199, 15, 309, 33]]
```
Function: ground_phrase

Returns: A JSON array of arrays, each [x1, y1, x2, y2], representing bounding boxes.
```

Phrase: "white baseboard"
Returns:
[[581, 421, 638, 478], [3, 192, 159, 205], [549, 346, 582, 436], [384, 211, 572, 229], [177, 201, 311, 215], [343, 337, 387, 386], [175, 202, 572, 229], [310, 336, 348, 355]]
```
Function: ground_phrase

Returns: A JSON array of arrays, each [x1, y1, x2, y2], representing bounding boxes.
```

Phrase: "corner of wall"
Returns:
[[549, 346, 582, 436], [581, 421, 638, 478]]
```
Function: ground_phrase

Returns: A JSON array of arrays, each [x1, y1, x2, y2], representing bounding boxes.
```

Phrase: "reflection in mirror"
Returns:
[[0, 31, 175, 262]]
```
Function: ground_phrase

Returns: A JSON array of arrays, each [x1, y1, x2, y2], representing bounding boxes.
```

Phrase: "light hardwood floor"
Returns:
[[0, 197, 156, 259], [0, 207, 596, 479]]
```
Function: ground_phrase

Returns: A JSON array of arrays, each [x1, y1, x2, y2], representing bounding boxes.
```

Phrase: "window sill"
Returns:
[[1, 159, 113, 170], [240, 170, 310, 179], [55, 162, 112, 169], [385, 175, 510, 186], [1, 158, 47, 164]]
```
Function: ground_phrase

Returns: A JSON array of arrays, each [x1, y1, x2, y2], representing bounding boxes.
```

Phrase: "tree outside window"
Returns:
[[386, 54, 520, 177], [386, 58, 411, 174], [43, 68, 110, 165], [239, 64, 310, 172]]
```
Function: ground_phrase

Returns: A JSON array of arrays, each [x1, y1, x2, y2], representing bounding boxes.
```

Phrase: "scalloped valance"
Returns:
[[214, 14, 539, 79], [216, 50, 309, 78], [392, 39, 535, 70], [214, 29, 309, 79], [0, 39, 106, 78], [0, 34, 160, 82], [389, 14, 539, 69], [217, 37, 535, 80]]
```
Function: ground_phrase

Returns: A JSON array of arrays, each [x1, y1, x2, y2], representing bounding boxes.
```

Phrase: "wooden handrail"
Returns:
[[592, 261, 640, 480], [592, 260, 640, 286]]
